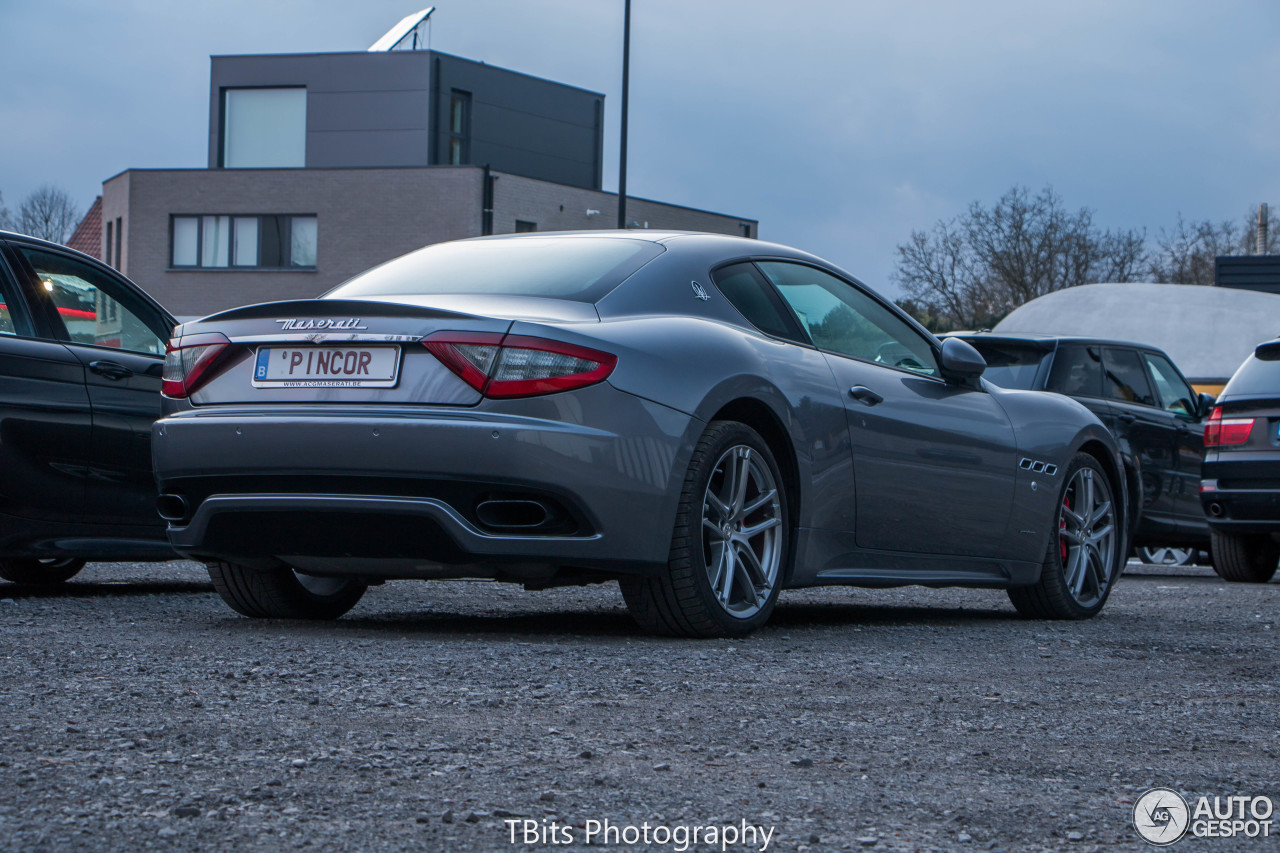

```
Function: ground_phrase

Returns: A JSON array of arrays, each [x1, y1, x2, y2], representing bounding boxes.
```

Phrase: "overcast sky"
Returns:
[[1, 0, 1277, 297]]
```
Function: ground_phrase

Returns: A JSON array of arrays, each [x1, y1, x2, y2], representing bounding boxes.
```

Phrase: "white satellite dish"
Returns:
[[368, 7, 435, 52]]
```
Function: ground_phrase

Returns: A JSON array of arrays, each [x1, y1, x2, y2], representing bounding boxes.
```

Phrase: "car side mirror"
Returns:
[[939, 337, 987, 383], [1197, 392, 1216, 418]]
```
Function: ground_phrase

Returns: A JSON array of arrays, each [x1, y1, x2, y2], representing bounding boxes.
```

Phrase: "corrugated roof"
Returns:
[[66, 196, 102, 258], [995, 282, 1280, 382]]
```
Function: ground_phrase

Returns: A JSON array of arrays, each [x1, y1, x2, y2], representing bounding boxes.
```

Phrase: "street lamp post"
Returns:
[[617, 0, 631, 230]]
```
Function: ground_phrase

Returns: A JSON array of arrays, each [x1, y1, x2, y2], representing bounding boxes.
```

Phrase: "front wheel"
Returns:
[[1008, 453, 1122, 619], [0, 557, 87, 586], [207, 560, 367, 619], [622, 420, 789, 638], [1210, 531, 1278, 583]]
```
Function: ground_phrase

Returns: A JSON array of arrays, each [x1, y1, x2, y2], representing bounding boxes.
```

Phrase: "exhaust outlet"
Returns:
[[475, 499, 552, 530], [1206, 502, 1225, 519], [156, 493, 189, 523]]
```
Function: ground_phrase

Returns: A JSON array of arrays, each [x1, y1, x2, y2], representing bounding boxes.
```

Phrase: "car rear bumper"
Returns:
[[152, 384, 695, 576]]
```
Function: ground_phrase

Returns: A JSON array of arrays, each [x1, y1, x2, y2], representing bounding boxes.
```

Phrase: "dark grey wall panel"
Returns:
[[208, 50, 604, 189]]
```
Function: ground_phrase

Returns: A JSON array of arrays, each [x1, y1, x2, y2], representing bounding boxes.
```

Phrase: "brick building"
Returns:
[[99, 44, 756, 317]]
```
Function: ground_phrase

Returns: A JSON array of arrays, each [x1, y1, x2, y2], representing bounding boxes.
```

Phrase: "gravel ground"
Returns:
[[1, 560, 1277, 852]]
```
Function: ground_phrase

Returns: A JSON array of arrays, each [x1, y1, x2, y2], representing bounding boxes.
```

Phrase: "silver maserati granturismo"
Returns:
[[153, 232, 1127, 636]]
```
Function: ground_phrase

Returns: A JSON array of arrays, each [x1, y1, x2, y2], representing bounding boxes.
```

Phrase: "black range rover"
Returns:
[[1200, 339, 1280, 583], [945, 333, 1213, 566]]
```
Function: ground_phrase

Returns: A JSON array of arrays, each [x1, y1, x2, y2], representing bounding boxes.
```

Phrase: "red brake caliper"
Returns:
[[1059, 493, 1071, 563]]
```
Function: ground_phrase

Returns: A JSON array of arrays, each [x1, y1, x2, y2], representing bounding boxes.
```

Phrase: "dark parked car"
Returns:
[[1200, 339, 1280, 582], [943, 334, 1212, 564], [0, 231, 175, 585], [154, 232, 1127, 636]]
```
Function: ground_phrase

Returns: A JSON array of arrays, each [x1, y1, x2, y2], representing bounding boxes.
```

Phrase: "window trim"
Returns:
[[748, 257, 946, 382], [169, 214, 318, 271]]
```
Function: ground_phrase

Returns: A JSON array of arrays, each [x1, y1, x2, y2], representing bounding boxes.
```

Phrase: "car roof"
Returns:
[[0, 229, 111, 266], [945, 330, 1174, 354]]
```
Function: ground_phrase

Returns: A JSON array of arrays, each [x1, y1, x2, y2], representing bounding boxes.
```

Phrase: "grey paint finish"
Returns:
[[208, 51, 603, 189], [153, 232, 1124, 595]]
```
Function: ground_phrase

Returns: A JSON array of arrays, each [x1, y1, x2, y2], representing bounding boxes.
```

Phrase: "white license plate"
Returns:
[[252, 345, 401, 388]]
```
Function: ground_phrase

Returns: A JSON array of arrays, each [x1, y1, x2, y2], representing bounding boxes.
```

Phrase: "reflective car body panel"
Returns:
[[0, 231, 176, 560], [154, 232, 1126, 590]]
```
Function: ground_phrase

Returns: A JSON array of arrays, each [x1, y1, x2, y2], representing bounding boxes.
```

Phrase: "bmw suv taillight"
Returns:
[[423, 332, 617, 398], [1204, 406, 1255, 447], [162, 333, 231, 398]]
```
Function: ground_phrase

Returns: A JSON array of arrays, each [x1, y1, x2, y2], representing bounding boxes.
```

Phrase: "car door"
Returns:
[[10, 244, 172, 530], [1140, 350, 1208, 533], [0, 242, 94, 527], [757, 260, 1018, 558], [1101, 346, 1179, 536]]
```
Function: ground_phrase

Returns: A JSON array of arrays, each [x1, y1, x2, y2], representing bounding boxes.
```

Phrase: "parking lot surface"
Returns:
[[1, 561, 1277, 852]]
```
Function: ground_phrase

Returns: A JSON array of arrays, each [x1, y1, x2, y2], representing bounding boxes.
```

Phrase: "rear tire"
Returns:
[[0, 557, 87, 586], [1136, 546, 1196, 567], [1209, 531, 1278, 583], [1009, 453, 1122, 619], [621, 420, 788, 638], [207, 561, 367, 619]]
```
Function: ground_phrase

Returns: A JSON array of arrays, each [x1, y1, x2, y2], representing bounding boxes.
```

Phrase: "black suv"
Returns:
[[946, 334, 1212, 561], [1200, 339, 1280, 582], [0, 231, 176, 585]]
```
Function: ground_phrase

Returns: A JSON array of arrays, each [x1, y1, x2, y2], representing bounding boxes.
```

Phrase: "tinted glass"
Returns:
[[1143, 352, 1197, 417], [0, 264, 27, 337], [1047, 345, 1104, 398], [712, 263, 801, 341], [19, 248, 165, 355], [759, 262, 937, 376], [964, 340, 1049, 389], [1103, 347, 1155, 407], [329, 238, 664, 303], [1220, 355, 1280, 400]]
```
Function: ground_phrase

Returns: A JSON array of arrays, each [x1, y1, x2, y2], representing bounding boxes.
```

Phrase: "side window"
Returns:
[[1047, 345, 1103, 397], [17, 248, 165, 356], [711, 263, 804, 342], [0, 261, 32, 337], [1103, 347, 1156, 407], [759, 261, 938, 376], [1143, 352, 1197, 418]]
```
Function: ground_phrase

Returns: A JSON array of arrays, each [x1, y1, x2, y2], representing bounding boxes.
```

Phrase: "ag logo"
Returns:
[[1134, 788, 1190, 845]]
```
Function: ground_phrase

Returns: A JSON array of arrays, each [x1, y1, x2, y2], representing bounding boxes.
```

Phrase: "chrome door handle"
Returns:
[[849, 386, 883, 406]]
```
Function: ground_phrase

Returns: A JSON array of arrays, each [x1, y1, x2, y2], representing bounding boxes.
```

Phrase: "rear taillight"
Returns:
[[162, 333, 231, 398], [423, 332, 617, 399], [1204, 406, 1255, 447]]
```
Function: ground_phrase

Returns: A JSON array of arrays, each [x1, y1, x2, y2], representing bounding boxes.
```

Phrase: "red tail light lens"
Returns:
[[424, 332, 617, 398], [162, 333, 231, 398], [1204, 406, 1255, 447]]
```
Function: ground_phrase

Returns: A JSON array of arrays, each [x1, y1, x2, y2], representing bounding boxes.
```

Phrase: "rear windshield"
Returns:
[[964, 340, 1051, 389], [327, 237, 664, 303], [1222, 355, 1280, 399]]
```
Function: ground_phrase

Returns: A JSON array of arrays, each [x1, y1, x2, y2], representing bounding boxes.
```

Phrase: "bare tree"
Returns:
[[1148, 214, 1239, 285], [894, 185, 1147, 329], [17, 185, 82, 244], [0, 191, 13, 231]]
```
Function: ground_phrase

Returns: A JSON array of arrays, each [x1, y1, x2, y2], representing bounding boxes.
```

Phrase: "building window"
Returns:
[[114, 217, 123, 269], [222, 88, 306, 168], [105, 220, 113, 266], [514, 220, 537, 233], [448, 90, 471, 165], [171, 215, 317, 269]]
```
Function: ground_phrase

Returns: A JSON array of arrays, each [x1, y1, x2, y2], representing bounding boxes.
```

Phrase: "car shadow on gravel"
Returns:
[[770, 600, 1019, 628], [0, 580, 214, 599]]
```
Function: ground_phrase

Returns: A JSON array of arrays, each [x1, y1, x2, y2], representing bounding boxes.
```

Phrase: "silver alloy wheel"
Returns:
[[701, 445, 783, 619], [1058, 467, 1117, 607], [292, 571, 352, 597], [1137, 546, 1196, 567]]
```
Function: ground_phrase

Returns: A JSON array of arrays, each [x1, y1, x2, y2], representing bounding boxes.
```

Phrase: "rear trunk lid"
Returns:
[[174, 299, 512, 407]]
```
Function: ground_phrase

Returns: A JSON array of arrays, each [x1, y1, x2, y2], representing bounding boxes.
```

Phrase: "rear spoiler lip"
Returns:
[[193, 298, 480, 326]]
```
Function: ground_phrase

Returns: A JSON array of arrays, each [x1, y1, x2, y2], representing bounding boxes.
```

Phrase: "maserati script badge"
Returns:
[[275, 318, 368, 331]]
